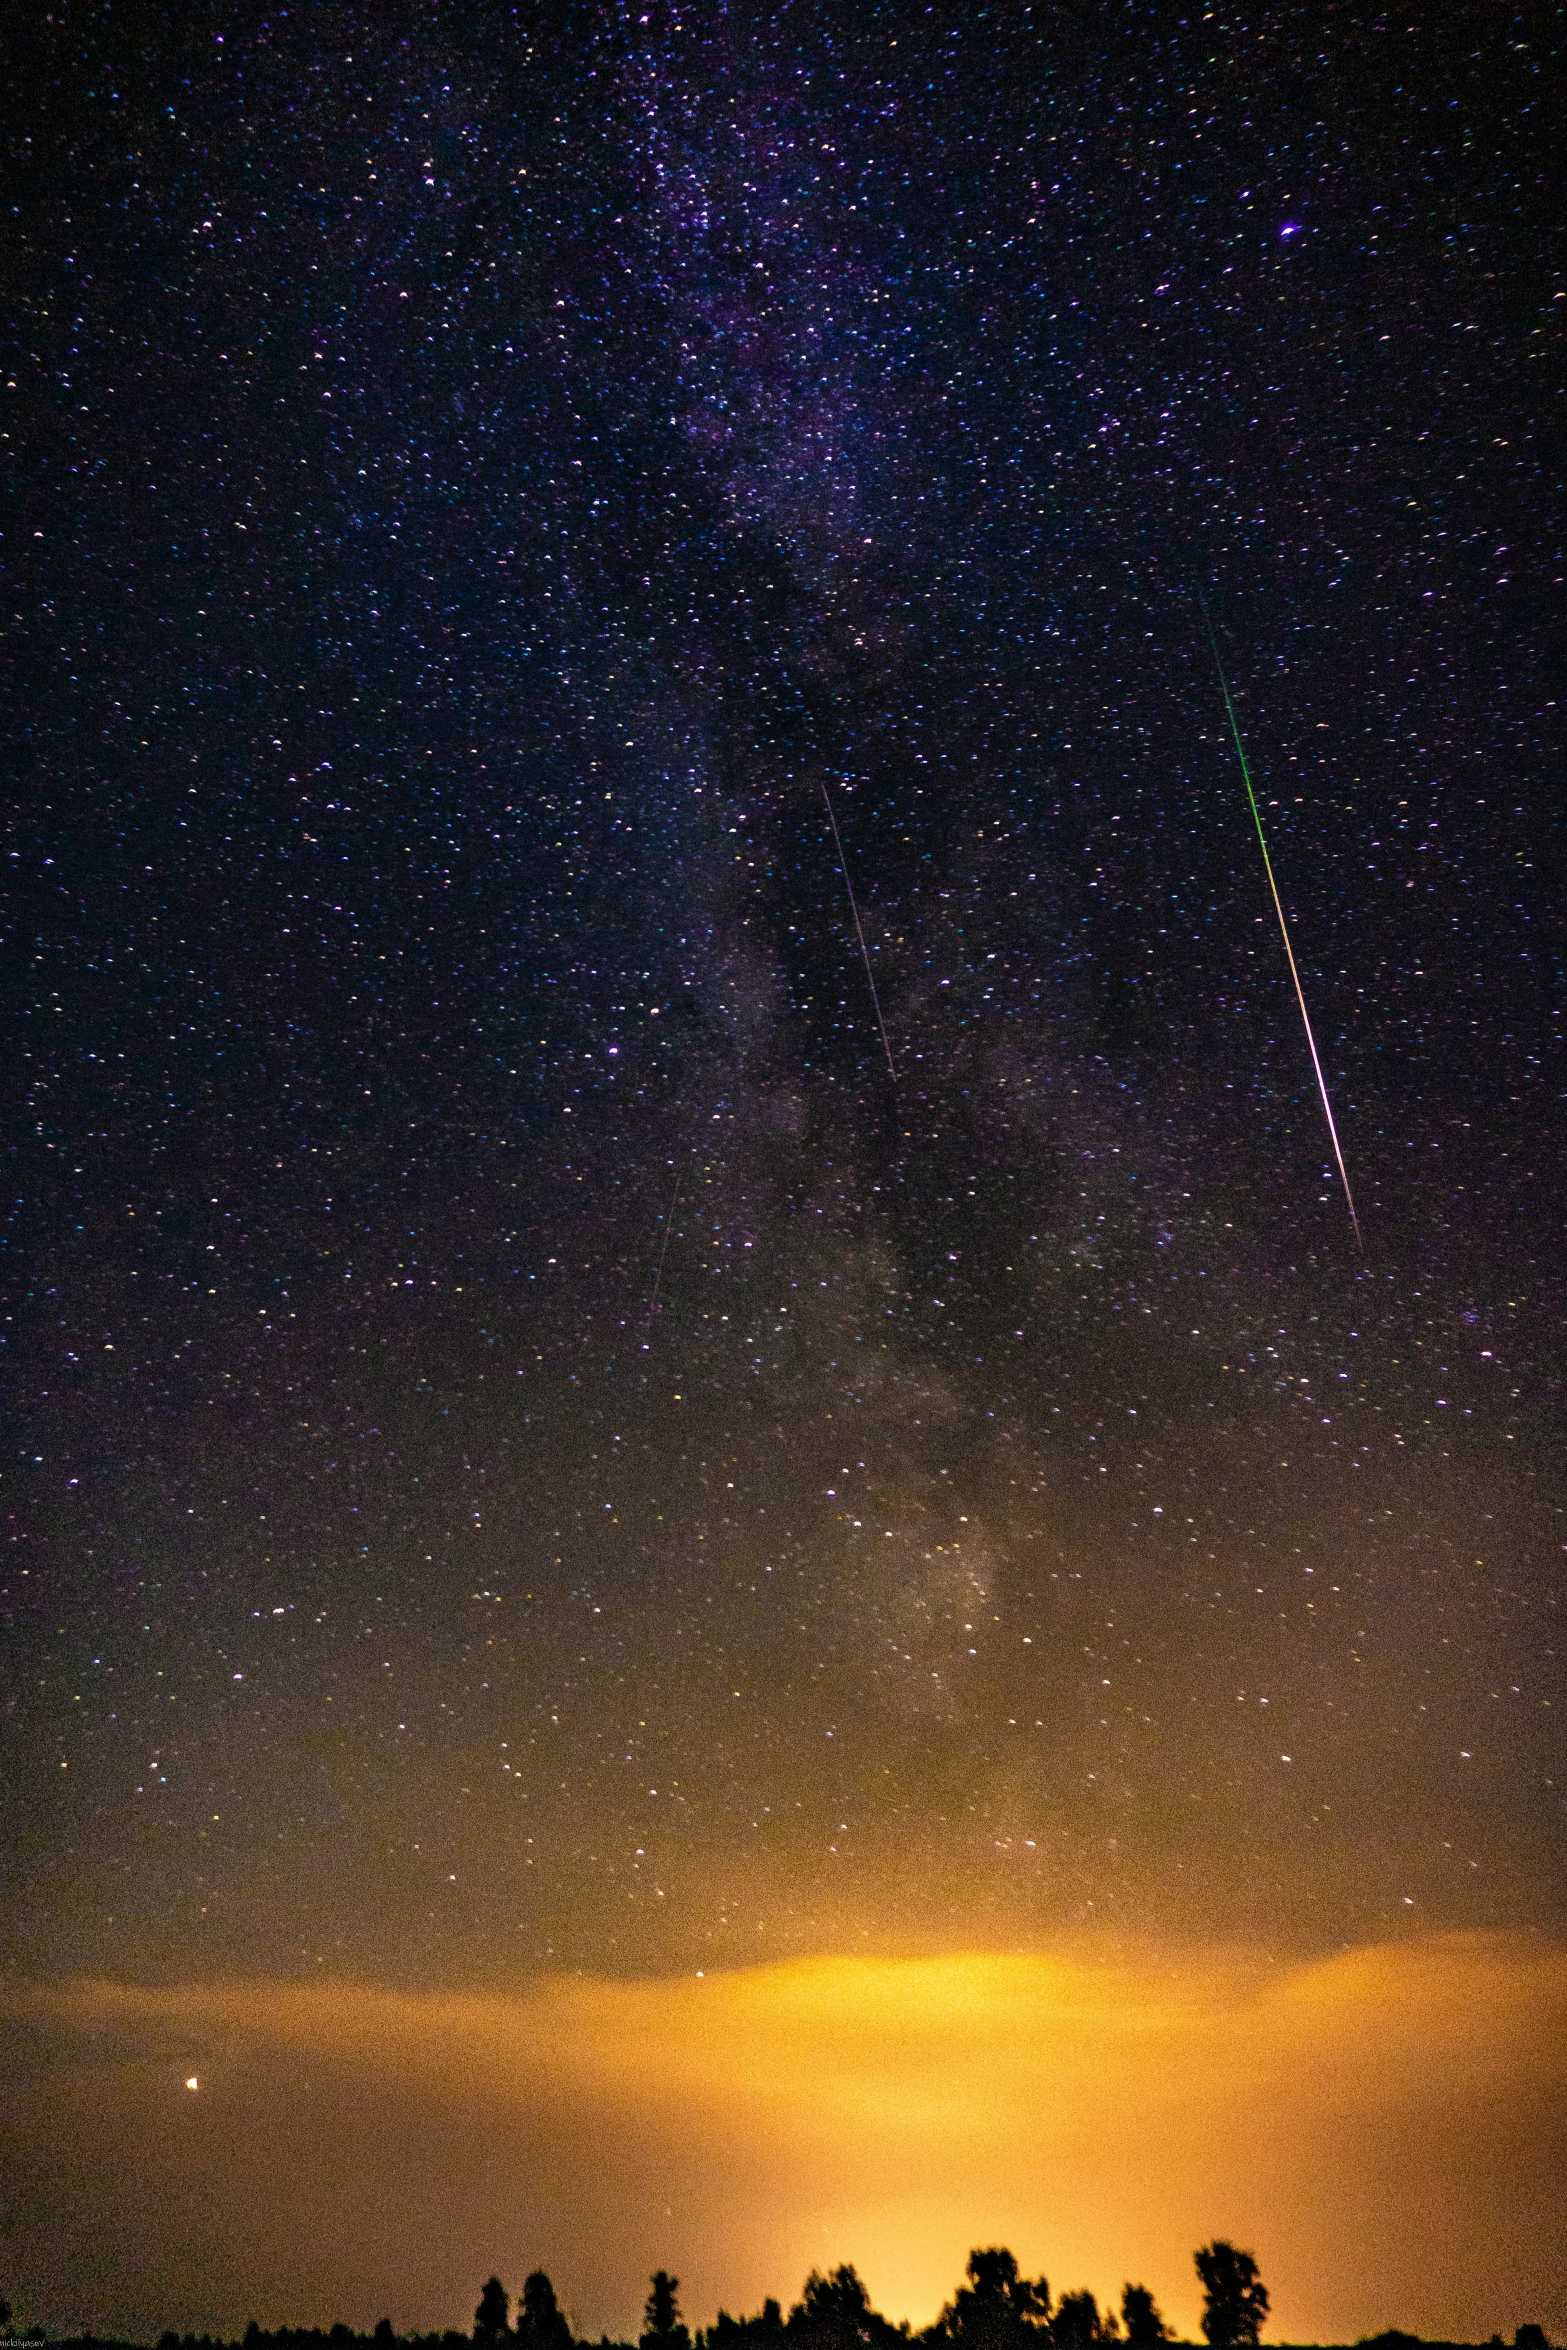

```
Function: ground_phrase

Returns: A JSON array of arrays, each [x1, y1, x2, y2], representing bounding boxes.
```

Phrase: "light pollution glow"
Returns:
[[4, 1933, 1564, 2347]]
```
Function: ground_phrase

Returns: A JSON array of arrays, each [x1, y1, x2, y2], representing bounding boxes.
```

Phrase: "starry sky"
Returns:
[[3, 0, 1563, 2338]]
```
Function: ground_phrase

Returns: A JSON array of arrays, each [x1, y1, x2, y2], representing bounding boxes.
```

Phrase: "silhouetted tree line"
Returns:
[[6, 2254, 1553, 2350], [445, 2254, 1550, 2350]]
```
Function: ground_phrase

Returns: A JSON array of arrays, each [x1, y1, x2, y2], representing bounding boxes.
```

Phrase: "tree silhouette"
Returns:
[[475, 2283, 511, 2350], [709, 2298, 786, 2350], [643, 2274, 692, 2350], [789, 2267, 901, 2350], [1119, 2288, 1169, 2350], [943, 2249, 1052, 2350], [1050, 2292, 1107, 2350], [1193, 2247, 1268, 2350], [516, 2274, 573, 2350]]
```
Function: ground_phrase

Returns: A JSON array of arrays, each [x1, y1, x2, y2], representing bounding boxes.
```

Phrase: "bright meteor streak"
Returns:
[[1199, 598, 1365, 1259]]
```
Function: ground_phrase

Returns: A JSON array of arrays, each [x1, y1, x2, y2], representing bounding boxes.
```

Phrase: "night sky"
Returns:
[[4, 1, 1563, 2339]]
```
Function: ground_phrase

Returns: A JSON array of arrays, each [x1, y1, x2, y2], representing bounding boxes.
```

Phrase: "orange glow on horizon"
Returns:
[[5, 1931, 1563, 2348]]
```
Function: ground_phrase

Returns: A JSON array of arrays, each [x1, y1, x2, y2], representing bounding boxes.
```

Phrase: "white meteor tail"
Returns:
[[1199, 598, 1365, 1260]]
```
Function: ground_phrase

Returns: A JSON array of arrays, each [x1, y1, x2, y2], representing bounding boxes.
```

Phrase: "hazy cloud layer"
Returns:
[[4, 1932, 1563, 2347]]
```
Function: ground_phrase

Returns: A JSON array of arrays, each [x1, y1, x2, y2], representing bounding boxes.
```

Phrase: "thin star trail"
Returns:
[[820, 777, 897, 1083]]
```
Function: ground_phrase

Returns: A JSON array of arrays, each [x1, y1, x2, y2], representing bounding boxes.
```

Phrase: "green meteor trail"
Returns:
[[1199, 597, 1365, 1258]]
